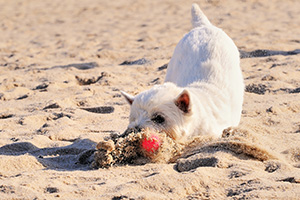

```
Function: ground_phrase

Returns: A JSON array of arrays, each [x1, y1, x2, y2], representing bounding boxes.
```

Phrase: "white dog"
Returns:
[[121, 4, 244, 141]]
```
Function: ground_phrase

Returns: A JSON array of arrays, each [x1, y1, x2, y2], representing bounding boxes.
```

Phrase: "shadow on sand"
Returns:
[[0, 139, 97, 171]]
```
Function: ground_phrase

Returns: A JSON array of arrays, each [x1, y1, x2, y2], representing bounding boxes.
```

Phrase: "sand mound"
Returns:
[[176, 127, 279, 172], [0, 155, 44, 174], [92, 127, 279, 171]]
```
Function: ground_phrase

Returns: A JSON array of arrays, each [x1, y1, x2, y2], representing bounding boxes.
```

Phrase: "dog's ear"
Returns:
[[121, 91, 135, 105], [175, 90, 191, 113]]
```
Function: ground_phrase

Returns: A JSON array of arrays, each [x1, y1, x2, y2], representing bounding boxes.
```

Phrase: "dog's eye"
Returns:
[[151, 114, 165, 124]]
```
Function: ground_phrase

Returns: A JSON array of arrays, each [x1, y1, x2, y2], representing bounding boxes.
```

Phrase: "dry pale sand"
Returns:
[[1, 0, 300, 199]]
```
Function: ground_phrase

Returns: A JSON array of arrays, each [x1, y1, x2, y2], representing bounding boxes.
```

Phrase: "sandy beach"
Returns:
[[0, 0, 300, 199]]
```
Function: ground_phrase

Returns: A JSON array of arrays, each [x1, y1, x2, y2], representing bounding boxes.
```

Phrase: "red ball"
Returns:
[[141, 134, 161, 153]]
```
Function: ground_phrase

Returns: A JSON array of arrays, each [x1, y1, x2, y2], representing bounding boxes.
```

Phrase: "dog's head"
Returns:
[[121, 83, 193, 141]]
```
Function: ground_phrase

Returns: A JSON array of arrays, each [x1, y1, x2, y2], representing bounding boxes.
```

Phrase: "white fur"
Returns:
[[122, 4, 244, 140]]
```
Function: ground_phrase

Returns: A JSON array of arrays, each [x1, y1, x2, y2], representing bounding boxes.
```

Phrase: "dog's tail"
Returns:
[[191, 3, 211, 28]]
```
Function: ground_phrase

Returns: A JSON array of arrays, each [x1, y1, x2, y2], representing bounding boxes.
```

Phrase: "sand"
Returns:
[[0, 0, 300, 199]]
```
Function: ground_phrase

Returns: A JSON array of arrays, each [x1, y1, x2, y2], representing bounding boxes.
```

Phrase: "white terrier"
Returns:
[[121, 4, 244, 141]]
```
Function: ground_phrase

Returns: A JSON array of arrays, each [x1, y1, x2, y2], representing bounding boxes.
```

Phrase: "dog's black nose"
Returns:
[[134, 126, 142, 133], [121, 126, 142, 138]]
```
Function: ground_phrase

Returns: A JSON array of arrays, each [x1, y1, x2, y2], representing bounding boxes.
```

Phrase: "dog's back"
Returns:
[[165, 4, 244, 128]]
